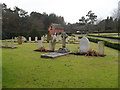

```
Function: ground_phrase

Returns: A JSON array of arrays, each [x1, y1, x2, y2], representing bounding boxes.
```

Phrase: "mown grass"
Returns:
[[2, 42, 118, 88]]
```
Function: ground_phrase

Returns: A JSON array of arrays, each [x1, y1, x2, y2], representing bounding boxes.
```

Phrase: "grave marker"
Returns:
[[80, 36, 90, 53], [49, 37, 56, 51], [29, 37, 31, 42], [58, 32, 70, 53], [38, 40, 42, 48], [98, 41, 104, 55], [35, 37, 38, 42]]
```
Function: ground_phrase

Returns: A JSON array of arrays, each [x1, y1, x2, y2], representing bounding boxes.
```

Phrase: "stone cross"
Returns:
[[80, 36, 90, 53], [38, 40, 42, 48], [35, 37, 38, 41], [98, 41, 104, 55], [61, 32, 68, 48]]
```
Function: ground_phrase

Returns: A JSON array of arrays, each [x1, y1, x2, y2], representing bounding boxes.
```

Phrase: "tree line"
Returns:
[[2, 3, 120, 40], [65, 10, 119, 35], [2, 3, 65, 40]]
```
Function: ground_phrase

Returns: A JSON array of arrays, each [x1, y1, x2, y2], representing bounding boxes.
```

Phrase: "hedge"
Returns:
[[88, 35, 120, 40]]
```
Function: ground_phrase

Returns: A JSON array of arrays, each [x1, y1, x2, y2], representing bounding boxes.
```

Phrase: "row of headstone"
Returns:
[[28, 37, 39, 42], [28, 35, 77, 43], [14, 35, 79, 44], [27, 36, 46, 42], [49, 34, 62, 43], [38, 40, 56, 51], [38, 33, 68, 51], [50, 35, 79, 43]]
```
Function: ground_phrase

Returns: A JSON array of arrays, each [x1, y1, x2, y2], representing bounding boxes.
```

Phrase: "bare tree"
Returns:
[[112, 8, 118, 19]]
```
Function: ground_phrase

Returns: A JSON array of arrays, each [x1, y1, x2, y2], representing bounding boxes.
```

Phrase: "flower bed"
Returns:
[[70, 49, 105, 57], [34, 46, 57, 52]]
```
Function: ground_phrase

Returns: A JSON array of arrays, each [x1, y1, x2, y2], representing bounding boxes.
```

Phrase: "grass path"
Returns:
[[2, 42, 118, 88]]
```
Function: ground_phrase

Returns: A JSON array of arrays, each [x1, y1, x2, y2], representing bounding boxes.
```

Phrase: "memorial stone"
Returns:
[[80, 36, 90, 53], [98, 41, 104, 55]]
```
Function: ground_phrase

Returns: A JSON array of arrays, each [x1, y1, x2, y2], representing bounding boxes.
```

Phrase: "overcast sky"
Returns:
[[0, 0, 119, 23]]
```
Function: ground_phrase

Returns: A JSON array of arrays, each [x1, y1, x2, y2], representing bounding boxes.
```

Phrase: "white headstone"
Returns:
[[66, 37, 68, 42], [80, 36, 90, 53], [38, 40, 42, 48], [35, 37, 38, 41], [98, 41, 104, 55], [29, 37, 31, 42], [41, 36, 44, 42]]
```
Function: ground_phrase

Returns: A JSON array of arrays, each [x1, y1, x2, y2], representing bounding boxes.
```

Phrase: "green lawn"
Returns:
[[2, 42, 118, 88]]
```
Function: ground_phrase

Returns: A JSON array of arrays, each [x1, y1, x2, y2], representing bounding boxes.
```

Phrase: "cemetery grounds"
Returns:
[[1, 37, 119, 88]]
